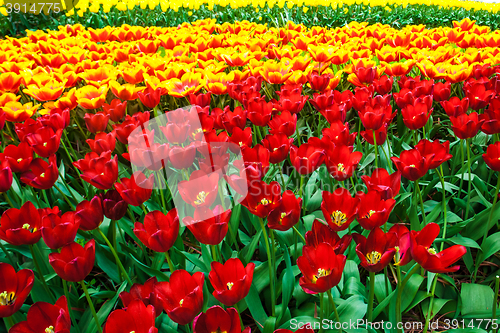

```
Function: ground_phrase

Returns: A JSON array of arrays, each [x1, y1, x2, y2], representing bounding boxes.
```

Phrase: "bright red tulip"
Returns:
[[360, 168, 401, 200], [480, 100, 500, 135], [86, 132, 116, 155], [415, 139, 453, 169], [267, 190, 302, 231], [228, 127, 253, 150], [9, 296, 70, 333], [433, 81, 451, 102], [391, 149, 430, 181], [0, 165, 12, 193], [246, 96, 274, 127], [324, 144, 362, 181], [401, 99, 433, 130], [41, 211, 80, 249], [75, 196, 104, 231], [73, 151, 119, 190], [193, 306, 250, 333], [356, 191, 396, 230], [440, 97, 469, 117], [465, 82, 495, 110], [103, 299, 157, 333], [178, 170, 219, 208], [24, 126, 63, 158], [262, 134, 294, 164], [84, 112, 110, 133], [483, 142, 500, 171], [321, 121, 357, 147], [138, 87, 161, 109], [241, 180, 281, 218], [450, 112, 485, 139], [388, 224, 412, 267], [183, 205, 230, 245], [321, 188, 359, 231], [305, 219, 352, 255], [115, 172, 154, 206], [134, 209, 179, 253], [0, 201, 41, 246], [119, 277, 164, 317], [353, 227, 397, 272], [0, 142, 33, 173], [360, 123, 388, 146], [269, 110, 297, 137], [373, 75, 393, 95], [290, 137, 326, 175], [209, 258, 255, 306], [307, 72, 331, 91], [103, 99, 127, 122], [0, 263, 34, 318], [221, 106, 247, 133], [49, 240, 96, 282], [275, 84, 308, 114], [21, 155, 59, 190]]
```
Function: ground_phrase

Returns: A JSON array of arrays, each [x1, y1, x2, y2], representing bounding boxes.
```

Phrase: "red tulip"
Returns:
[[318, 103, 346, 124], [228, 127, 253, 150], [353, 227, 397, 272], [262, 134, 294, 164], [269, 110, 297, 137], [373, 75, 393, 95], [388, 224, 412, 267], [138, 87, 161, 109], [103, 99, 127, 122], [0, 201, 41, 246], [241, 144, 271, 176], [321, 188, 359, 231], [450, 112, 485, 139], [483, 142, 500, 171], [305, 219, 352, 255], [480, 99, 500, 135], [134, 209, 179, 252], [113, 116, 140, 144], [24, 126, 63, 158], [49, 240, 96, 282], [297, 243, 346, 294], [415, 139, 453, 169], [41, 211, 80, 249], [465, 82, 495, 110], [241, 180, 281, 218], [209, 258, 255, 306], [0, 142, 33, 173], [21, 155, 59, 190], [267, 190, 302, 231], [101, 190, 129, 221], [0, 263, 34, 318], [73, 151, 119, 190], [440, 97, 469, 117], [433, 82, 451, 102], [321, 121, 357, 148], [221, 106, 247, 133], [360, 168, 401, 200], [75, 196, 104, 231], [183, 205, 230, 245], [103, 299, 157, 333], [360, 123, 388, 146], [189, 92, 211, 108], [290, 137, 326, 175], [307, 72, 331, 91], [115, 172, 154, 206], [324, 144, 362, 181], [9, 296, 70, 333], [410, 223, 466, 273], [391, 149, 430, 181], [169, 143, 197, 169], [358, 105, 388, 131], [129, 139, 170, 172], [275, 84, 308, 114], [178, 170, 219, 208], [193, 306, 250, 333], [119, 277, 164, 317], [155, 270, 204, 325], [84, 112, 110, 133], [401, 99, 433, 130], [246, 96, 274, 127], [86, 132, 116, 155], [356, 191, 395, 230], [0, 165, 12, 193]]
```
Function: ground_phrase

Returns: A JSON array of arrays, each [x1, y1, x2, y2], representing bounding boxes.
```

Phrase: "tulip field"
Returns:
[[2, 6, 500, 333]]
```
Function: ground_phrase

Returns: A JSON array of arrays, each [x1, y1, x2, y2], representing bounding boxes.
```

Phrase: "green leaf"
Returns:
[[263, 316, 277, 333], [278, 241, 294, 325], [245, 284, 268, 332], [476, 232, 500, 265], [335, 295, 367, 323], [460, 283, 495, 317]]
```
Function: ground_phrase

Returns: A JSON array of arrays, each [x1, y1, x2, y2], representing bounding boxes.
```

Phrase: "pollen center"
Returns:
[[337, 163, 345, 172], [194, 191, 207, 205], [260, 198, 270, 205], [227, 282, 234, 290], [409, 164, 416, 168], [313, 268, 331, 282], [0, 291, 15, 306], [45, 326, 55, 333], [366, 251, 382, 264], [427, 247, 437, 255], [364, 210, 376, 219], [331, 210, 347, 226], [179, 299, 184, 306]]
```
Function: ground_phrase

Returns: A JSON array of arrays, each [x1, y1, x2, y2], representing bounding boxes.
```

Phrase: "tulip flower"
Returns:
[[415, 139, 453, 169], [241, 144, 271, 176], [155, 270, 204, 325], [209, 258, 255, 306], [269, 110, 297, 137], [138, 87, 161, 109], [246, 97, 274, 127], [178, 170, 219, 208], [221, 106, 247, 132], [373, 75, 393, 95], [356, 191, 396, 230], [115, 172, 154, 206], [113, 117, 140, 144], [0, 165, 12, 193], [21, 155, 59, 190], [9, 296, 70, 333], [49, 240, 96, 282], [361, 123, 388, 146], [262, 134, 294, 164], [0, 201, 42, 246], [388, 224, 412, 267], [24, 126, 63, 158], [321, 188, 359, 231], [307, 72, 331, 91], [75, 196, 104, 231], [228, 127, 253, 150], [169, 144, 197, 170], [193, 306, 250, 333], [0, 263, 34, 318], [189, 92, 211, 108], [483, 142, 500, 171], [134, 209, 179, 253], [433, 82, 451, 102], [410, 223, 467, 273], [41, 211, 80, 249], [360, 168, 401, 200], [324, 144, 362, 181], [84, 112, 110, 133], [103, 99, 127, 122], [1, 142, 33, 173], [290, 137, 326, 175], [450, 113, 485, 139], [101, 190, 129, 221], [183, 206, 230, 245], [465, 82, 495, 110], [321, 121, 357, 147], [297, 243, 346, 294], [353, 227, 397, 272], [480, 102, 500, 135], [275, 84, 308, 114], [391, 149, 430, 181], [241, 180, 281, 218], [86, 132, 116, 155], [103, 299, 158, 333], [440, 97, 469, 117], [267, 190, 302, 231], [305, 219, 352, 255], [401, 99, 433, 130], [74, 151, 119, 190], [119, 277, 164, 317]]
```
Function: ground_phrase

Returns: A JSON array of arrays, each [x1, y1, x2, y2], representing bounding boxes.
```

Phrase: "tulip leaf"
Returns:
[[359, 153, 375, 171], [401, 274, 425, 312], [82, 282, 127, 333], [476, 232, 500, 265], [335, 295, 367, 324], [95, 242, 121, 283], [245, 284, 268, 332], [277, 239, 294, 325], [442, 235, 480, 249], [130, 252, 170, 281], [460, 283, 495, 317], [263, 316, 277, 333], [239, 229, 262, 265]]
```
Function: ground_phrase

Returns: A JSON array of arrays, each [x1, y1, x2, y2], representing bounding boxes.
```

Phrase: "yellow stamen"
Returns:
[[337, 163, 345, 172], [0, 291, 15, 306], [260, 198, 270, 205], [428, 247, 437, 255], [179, 299, 184, 306], [366, 251, 382, 264], [364, 210, 376, 219], [45, 326, 55, 333], [331, 210, 347, 226], [227, 282, 234, 290], [194, 191, 207, 205], [409, 164, 416, 168]]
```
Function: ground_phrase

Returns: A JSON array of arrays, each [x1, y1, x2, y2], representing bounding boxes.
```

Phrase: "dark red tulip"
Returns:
[[373, 75, 393, 95], [86, 132, 116, 155], [246, 97, 274, 127], [221, 106, 247, 133], [440, 97, 469, 117], [465, 82, 495, 110], [360, 123, 388, 146], [321, 121, 357, 147], [155, 270, 204, 325], [119, 277, 164, 317], [480, 99, 500, 134], [0, 201, 41, 246], [262, 134, 294, 164], [483, 142, 500, 171], [75, 196, 104, 231], [15, 119, 43, 142], [356, 191, 396, 230], [360, 168, 401, 200], [391, 149, 430, 181], [450, 112, 485, 139], [353, 227, 397, 272], [388, 224, 412, 267], [267, 190, 302, 231], [49, 240, 95, 282], [305, 219, 352, 255], [297, 243, 346, 294], [307, 72, 331, 91], [433, 81, 451, 102], [169, 143, 197, 169], [415, 139, 453, 169], [178, 170, 219, 208], [189, 92, 211, 108], [115, 172, 154, 206], [21, 155, 59, 190], [24, 126, 63, 158], [9, 296, 70, 333], [41, 211, 80, 249], [134, 209, 179, 252], [241, 180, 281, 218], [0, 165, 12, 193], [0, 263, 34, 318], [84, 112, 110, 133], [241, 144, 270, 176], [321, 188, 359, 231], [113, 116, 140, 144], [101, 190, 129, 221], [1, 142, 33, 173], [183, 205, 230, 245], [410, 223, 467, 273], [290, 137, 325, 175], [103, 99, 127, 122], [193, 306, 250, 333], [269, 110, 297, 137], [209, 258, 255, 306], [401, 99, 433, 130], [74, 151, 119, 190], [324, 144, 362, 181], [103, 299, 157, 333], [138, 87, 161, 109]]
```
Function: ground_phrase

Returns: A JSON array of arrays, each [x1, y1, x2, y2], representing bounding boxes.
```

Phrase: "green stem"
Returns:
[[465, 138, 472, 220], [319, 293, 324, 333], [279, 162, 286, 189], [483, 175, 500, 244], [438, 166, 448, 252], [234, 303, 245, 331], [373, 130, 379, 169], [327, 289, 342, 333], [367, 271, 375, 322], [493, 275, 499, 333], [63, 280, 81, 333], [211, 244, 218, 262], [80, 281, 102, 333], [97, 228, 133, 285], [0, 241, 15, 266], [258, 217, 275, 317], [459, 139, 465, 200], [422, 274, 439, 333], [165, 251, 175, 274], [53, 183, 76, 210], [3, 193, 14, 208], [415, 180, 427, 227], [141, 204, 148, 216], [298, 174, 305, 206], [395, 264, 421, 333], [292, 225, 306, 243], [29, 244, 55, 302]]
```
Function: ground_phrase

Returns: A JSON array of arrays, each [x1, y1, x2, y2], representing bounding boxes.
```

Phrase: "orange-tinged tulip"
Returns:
[[259, 61, 293, 84], [453, 18, 476, 31], [166, 73, 204, 98], [382, 60, 416, 77], [386, 32, 412, 47], [109, 80, 145, 100], [0, 72, 22, 94], [55, 88, 78, 110], [135, 40, 160, 54], [75, 85, 108, 110], [0, 93, 21, 107], [219, 52, 255, 67], [307, 45, 337, 63], [144, 74, 169, 96], [78, 66, 117, 87], [1, 101, 39, 122], [331, 49, 351, 65]]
